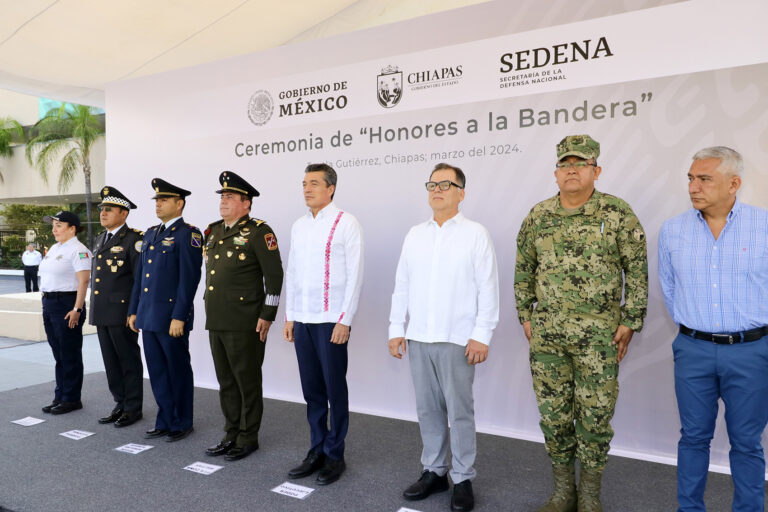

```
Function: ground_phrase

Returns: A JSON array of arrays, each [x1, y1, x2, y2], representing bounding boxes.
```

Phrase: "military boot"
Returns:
[[536, 463, 577, 512], [577, 467, 603, 512]]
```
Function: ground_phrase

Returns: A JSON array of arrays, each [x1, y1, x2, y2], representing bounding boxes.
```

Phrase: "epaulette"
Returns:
[[131, 227, 144, 235], [207, 219, 224, 230], [186, 223, 198, 229], [251, 217, 266, 226]]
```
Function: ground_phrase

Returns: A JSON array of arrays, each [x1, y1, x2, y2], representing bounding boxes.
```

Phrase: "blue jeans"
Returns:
[[673, 332, 768, 512]]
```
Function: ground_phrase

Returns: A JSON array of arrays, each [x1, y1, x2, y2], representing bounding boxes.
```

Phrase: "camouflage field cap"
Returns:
[[556, 134, 600, 161]]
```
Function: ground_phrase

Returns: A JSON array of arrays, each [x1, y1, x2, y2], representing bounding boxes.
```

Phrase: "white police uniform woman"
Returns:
[[39, 211, 92, 415]]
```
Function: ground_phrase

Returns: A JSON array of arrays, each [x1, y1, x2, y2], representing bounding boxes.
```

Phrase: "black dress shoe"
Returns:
[[451, 480, 474, 512], [288, 451, 326, 479], [42, 401, 61, 414], [205, 439, 235, 456], [98, 408, 123, 424], [144, 428, 169, 439], [403, 470, 450, 501], [316, 458, 346, 485], [50, 401, 83, 415], [165, 428, 194, 442], [114, 411, 142, 428], [224, 443, 258, 461]]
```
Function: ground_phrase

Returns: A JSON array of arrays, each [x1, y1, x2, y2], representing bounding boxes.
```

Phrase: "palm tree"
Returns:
[[0, 117, 24, 183], [26, 103, 104, 247]]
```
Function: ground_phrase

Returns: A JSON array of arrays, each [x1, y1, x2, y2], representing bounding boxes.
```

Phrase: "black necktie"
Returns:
[[106, 233, 113, 242], [224, 226, 231, 232]]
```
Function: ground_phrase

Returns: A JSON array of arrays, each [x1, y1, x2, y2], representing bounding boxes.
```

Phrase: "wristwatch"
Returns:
[[74, 307, 83, 313]]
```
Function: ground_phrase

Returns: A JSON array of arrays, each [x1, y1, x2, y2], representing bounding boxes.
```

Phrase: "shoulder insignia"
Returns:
[[633, 228, 645, 242], [264, 233, 278, 251], [134, 240, 143, 252], [252, 217, 266, 226], [132, 228, 144, 235], [191, 232, 202, 248]]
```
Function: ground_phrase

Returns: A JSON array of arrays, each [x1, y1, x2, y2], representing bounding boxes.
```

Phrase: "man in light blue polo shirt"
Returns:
[[658, 146, 768, 512]]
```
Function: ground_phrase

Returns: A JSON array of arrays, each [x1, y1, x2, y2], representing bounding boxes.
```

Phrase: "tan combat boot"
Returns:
[[577, 467, 603, 512], [536, 463, 577, 512]]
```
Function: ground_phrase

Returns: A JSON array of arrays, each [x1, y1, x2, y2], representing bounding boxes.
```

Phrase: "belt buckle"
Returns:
[[712, 333, 733, 344]]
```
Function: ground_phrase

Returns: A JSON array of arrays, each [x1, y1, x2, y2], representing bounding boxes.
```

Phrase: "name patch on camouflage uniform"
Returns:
[[265, 233, 278, 251], [191, 232, 202, 248]]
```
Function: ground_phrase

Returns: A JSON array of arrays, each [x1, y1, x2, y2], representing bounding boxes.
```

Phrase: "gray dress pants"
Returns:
[[408, 340, 476, 483]]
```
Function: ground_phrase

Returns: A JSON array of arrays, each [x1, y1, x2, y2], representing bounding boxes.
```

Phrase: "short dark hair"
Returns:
[[305, 163, 337, 199], [430, 163, 466, 188], [238, 193, 252, 211]]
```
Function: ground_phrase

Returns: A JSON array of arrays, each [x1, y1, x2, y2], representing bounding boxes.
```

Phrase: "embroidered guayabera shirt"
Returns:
[[285, 202, 364, 326]]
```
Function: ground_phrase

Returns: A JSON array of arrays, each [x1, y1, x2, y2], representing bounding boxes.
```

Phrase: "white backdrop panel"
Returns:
[[105, 0, 768, 472]]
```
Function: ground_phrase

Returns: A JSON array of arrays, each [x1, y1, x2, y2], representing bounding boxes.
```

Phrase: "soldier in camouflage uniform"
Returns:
[[514, 135, 648, 512]]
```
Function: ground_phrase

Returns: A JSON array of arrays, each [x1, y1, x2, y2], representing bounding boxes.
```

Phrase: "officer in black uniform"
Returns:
[[203, 171, 284, 461], [90, 186, 145, 427], [128, 178, 202, 442]]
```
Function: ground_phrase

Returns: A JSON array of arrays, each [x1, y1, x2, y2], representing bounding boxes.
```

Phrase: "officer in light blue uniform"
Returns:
[[128, 178, 202, 442]]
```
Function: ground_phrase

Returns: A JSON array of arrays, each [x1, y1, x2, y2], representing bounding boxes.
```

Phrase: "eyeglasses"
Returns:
[[555, 161, 595, 170], [98, 206, 115, 212], [425, 180, 464, 192]]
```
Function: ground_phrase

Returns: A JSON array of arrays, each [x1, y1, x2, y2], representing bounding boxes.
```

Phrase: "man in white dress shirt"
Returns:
[[22, 243, 43, 292], [283, 163, 364, 485], [388, 163, 499, 512]]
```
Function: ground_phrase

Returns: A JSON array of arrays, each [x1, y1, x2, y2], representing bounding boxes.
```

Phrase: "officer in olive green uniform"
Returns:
[[514, 135, 648, 512], [203, 171, 284, 462]]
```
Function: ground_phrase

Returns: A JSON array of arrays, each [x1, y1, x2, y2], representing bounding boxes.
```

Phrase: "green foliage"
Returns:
[[2, 234, 25, 252], [26, 104, 103, 193], [25, 103, 104, 247], [1, 235, 27, 269], [0, 204, 63, 257], [0, 117, 25, 183], [3, 255, 23, 270]]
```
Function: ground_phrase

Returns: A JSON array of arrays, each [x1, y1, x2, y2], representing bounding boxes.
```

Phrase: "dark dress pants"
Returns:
[[42, 294, 85, 402], [97, 325, 143, 413], [24, 266, 39, 292], [142, 330, 194, 431], [209, 330, 265, 447], [294, 321, 349, 460]]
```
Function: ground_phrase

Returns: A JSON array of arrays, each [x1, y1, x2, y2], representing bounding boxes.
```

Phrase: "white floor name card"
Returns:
[[271, 482, 315, 500], [11, 416, 45, 426], [183, 462, 223, 475], [59, 429, 94, 440], [115, 443, 154, 454]]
